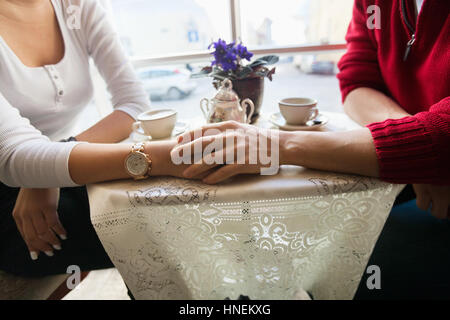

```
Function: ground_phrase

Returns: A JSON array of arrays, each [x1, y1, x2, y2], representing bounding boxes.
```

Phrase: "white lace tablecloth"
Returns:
[[87, 113, 405, 300]]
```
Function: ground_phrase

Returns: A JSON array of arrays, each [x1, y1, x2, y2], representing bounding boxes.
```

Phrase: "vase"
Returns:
[[231, 77, 265, 124]]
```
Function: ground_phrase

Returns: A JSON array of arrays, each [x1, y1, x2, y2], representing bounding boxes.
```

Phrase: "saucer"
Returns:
[[134, 121, 188, 140], [269, 112, 329, 131]]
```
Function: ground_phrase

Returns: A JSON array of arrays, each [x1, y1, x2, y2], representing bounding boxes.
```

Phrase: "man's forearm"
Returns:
[[344, 88, 411, 126], [280, 129, 379, 178]]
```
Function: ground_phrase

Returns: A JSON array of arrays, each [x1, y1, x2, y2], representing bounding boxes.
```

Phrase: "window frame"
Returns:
[[129, 0, 347, 68]]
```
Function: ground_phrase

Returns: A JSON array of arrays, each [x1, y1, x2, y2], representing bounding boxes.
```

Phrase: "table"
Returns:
[[87, 112, 405, 300]]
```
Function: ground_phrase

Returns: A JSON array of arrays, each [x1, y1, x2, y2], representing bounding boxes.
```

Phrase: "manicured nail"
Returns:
[[59, 234, 67, 240], [177, 136, 183, 143], [53, 244, 62, 250], [44, 251, 54, 257], [30, 251, 38, 261], [183, 170, 192, 178]]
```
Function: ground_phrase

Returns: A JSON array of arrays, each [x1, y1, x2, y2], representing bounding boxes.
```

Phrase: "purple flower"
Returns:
[[221, 51, 238, 71], [210, 39, 228, 64], [234, 43, 253, 61], [209, 39, 254, 72], [209, 39, 238, 71]]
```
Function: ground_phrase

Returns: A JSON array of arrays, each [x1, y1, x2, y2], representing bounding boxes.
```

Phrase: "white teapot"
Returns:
[[200, 79, 254, 124]]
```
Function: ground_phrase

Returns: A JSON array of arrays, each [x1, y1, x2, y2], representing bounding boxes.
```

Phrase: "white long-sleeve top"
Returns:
[[0, 0, 150, 188]]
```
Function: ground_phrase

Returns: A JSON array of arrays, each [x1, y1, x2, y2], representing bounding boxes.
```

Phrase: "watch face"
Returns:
[[126, 153, 149, 177]]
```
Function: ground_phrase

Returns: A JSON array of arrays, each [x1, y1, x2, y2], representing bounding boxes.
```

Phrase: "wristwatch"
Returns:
[[124, 142, 152, 180]]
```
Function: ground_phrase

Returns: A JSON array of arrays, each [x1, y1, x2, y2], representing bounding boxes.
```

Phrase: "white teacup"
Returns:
[[132, 109, 177, 139], [279, 98, 319, 125]]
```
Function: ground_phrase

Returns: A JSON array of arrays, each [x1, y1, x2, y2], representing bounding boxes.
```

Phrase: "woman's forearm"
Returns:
[[281, 128, 379, 178], [344, 88, 411, 126], [75, 110, 135, 143], [68, 140, 178, 185]]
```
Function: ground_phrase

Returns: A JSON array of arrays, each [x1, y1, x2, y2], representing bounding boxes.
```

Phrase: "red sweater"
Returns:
[[337, 0, 449, 185]]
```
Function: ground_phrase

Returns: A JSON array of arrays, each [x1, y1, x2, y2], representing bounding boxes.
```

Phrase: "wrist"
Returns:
[[279, 131, 306, 166], [144, 141, 177, 176]]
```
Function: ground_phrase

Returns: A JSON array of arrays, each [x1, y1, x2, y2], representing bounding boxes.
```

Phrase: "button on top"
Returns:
[[45, 66, 64, 102]]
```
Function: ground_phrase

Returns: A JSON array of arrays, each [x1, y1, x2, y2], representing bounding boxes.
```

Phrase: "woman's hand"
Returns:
[[12, 188, 67, 261], [146, 140, 205, 179], [172, 121, 282, 184], [414, 184, 450, 220]]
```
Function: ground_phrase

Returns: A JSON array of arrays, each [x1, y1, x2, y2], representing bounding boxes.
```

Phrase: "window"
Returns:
[[109, 0, 353, 59], [239, 0, 354, 47], [90, 1, 355, 121], [109, 0, 232, 57]]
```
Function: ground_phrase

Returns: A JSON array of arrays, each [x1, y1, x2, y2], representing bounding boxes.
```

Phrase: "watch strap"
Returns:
[[60, 136, 78, 142]]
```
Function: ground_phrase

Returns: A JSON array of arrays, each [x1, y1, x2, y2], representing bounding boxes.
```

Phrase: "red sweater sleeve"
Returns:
[[337, 0, 387, 102], [367, 97, 450, 185]]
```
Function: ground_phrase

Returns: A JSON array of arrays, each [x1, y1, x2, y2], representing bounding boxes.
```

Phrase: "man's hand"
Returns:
[[413, 184, 450, 220], [12, 188, 67, 261], [172, 121, 281, 184]]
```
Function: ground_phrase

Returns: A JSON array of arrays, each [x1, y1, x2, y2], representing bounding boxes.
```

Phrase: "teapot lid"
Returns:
[[214, 79, 239, 102]]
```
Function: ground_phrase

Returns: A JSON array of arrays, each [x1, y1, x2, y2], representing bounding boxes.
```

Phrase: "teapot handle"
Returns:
[[241, 99, 255, 124], [200, 98, 210, 119]]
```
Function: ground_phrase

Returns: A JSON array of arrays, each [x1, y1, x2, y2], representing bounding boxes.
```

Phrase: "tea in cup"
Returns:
[[279, 98, 319, 125], [132, 109, 177, 139]]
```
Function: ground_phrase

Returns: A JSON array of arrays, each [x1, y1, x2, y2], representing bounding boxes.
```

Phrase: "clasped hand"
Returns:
[[171, 121, 281, 184]]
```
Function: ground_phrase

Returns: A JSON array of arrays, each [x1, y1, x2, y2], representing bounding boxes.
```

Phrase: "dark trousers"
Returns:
[[354, 197, 450, 300], [0, 183, 113, 277]]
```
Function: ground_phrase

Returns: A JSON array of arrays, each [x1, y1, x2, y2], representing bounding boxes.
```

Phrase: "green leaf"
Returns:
[[191, 66, 213, 78], [211, 69, 229, 78], [254, 71, 267, 78], [236, 66, 253, 79], [258, 55, 279, 65], [248, 60, 268, 68]]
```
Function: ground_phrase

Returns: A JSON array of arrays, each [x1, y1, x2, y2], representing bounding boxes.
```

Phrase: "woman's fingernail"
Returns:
[[30, 251, 38, 261], [53, 244, 62, 250], [59, 234, 67, 240], [183, 170, 192, 178], [44, 251, 54, 257], [177, 136, 183, 143]]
